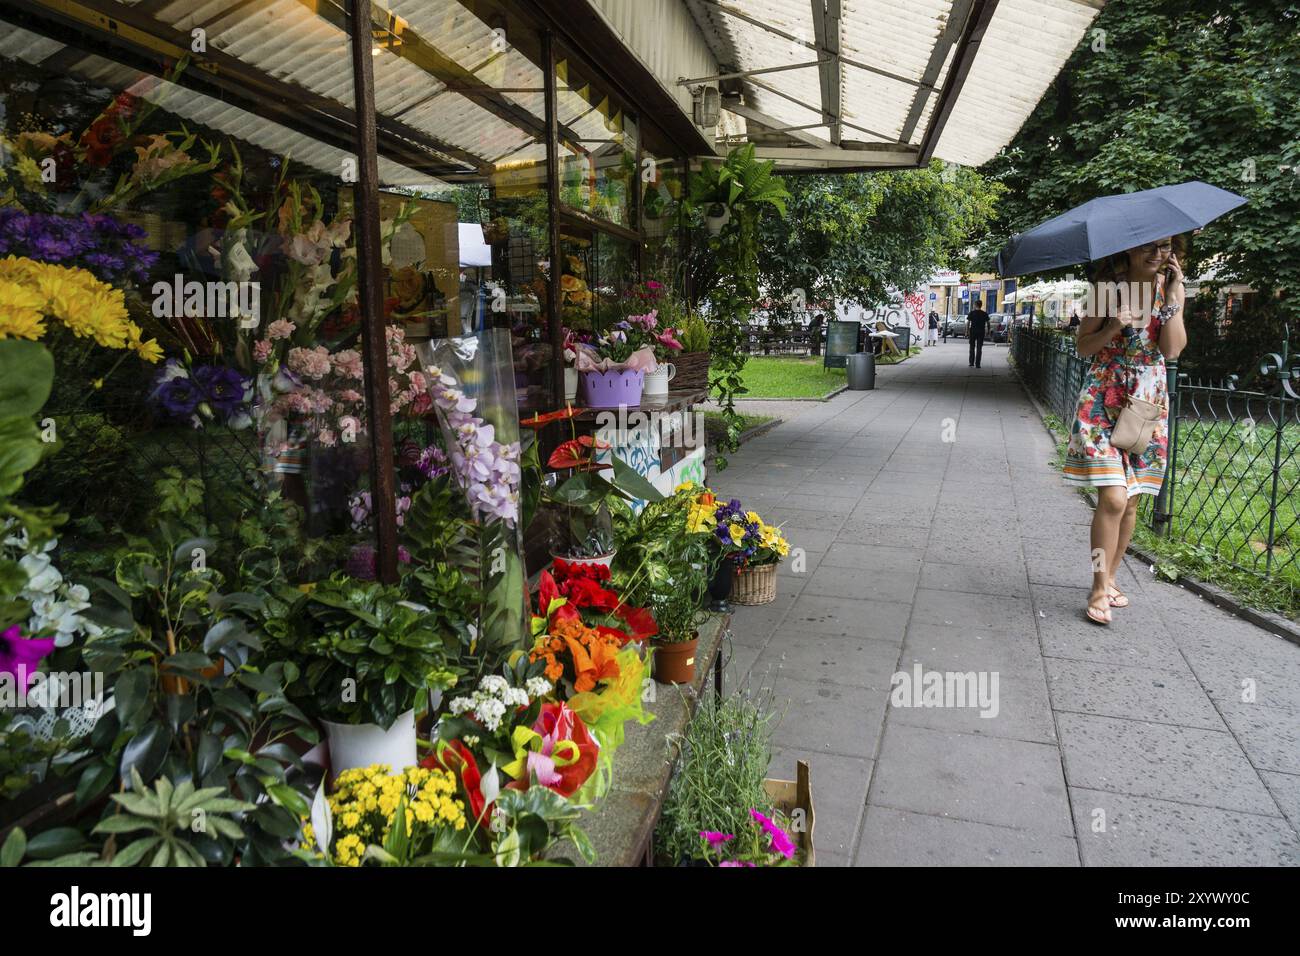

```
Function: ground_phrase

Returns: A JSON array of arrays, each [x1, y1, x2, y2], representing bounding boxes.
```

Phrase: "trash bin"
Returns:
[[846, 351, 875, 390]]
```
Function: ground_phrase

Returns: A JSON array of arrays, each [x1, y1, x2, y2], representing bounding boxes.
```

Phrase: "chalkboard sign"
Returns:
[[823, 320, 860, 368]]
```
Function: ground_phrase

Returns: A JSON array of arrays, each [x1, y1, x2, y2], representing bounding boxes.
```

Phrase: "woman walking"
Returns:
[[1063, 236, 1187, 624]]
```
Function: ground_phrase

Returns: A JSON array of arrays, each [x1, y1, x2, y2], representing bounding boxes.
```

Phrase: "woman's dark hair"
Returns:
[[1092, 233, 1190, 284]]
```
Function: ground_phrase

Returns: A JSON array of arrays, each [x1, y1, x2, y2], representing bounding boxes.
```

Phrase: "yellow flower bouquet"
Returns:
[[0, 255, 161, 362], [300, 764, 469, 867]]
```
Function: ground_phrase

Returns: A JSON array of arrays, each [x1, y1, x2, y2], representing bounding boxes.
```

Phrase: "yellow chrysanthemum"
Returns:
[[0, 256, 153, 358], [0, 280, 47, 339]]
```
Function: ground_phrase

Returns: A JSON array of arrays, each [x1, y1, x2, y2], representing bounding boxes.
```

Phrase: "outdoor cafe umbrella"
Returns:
[[995, 181, 1246, 277]]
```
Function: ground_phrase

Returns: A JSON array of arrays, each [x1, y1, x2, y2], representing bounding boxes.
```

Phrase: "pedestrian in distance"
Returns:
[[967, 298, 990, 367], [927, 310, 940, 347], [1063, 236, 1187, 625]]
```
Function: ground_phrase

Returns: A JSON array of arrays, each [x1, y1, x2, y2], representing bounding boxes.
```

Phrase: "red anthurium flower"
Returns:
[[520, 405, 584, 430], [546, 435, 611, 470], [547, 439, 589, 470]]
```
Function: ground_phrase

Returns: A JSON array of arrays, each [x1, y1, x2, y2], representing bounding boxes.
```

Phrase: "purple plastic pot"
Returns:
[[580, 368, 645, 408]]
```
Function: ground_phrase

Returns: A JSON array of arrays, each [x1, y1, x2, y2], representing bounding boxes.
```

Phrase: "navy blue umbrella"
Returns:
[[995, 181, 1246, 277]]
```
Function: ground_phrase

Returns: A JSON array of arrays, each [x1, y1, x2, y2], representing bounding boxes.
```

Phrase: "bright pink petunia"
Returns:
[[749, 808, 796, 860], [700, 831, 734, 849], [0, 625, 56, 694]]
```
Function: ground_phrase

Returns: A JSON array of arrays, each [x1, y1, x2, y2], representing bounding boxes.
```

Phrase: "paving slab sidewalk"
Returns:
[[713, 340, 1300, 867]]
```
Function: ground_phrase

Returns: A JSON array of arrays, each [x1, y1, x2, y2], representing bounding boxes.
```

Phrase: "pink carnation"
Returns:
[[253, 339, 273, 363], [287, 346, 331, 380], [267, 319, 296, 341], [332, 349, 364, 380]]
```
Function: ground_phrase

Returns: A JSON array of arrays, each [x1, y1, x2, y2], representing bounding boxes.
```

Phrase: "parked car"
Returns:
[[989, 313, 1013, 343], [948, 315, 968, 337]]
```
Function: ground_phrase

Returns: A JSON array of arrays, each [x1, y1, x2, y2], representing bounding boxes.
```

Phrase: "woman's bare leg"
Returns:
[[1109, 496, 1140, 596], [1089, 487, 1127, 619]]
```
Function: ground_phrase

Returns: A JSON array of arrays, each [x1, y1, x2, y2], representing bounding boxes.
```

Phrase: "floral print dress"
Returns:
[[1063, 284, 1177, 498]]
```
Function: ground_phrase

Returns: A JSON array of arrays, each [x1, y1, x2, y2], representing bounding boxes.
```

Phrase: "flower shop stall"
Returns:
[[0, 0, 811, 870]]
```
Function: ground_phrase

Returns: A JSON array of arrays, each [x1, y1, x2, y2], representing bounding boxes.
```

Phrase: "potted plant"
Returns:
[[545, 439, 665, 570], [570, 321, 656, 408], [704, 201, 730, 236], [713, 500, 791, 606], [648, 581, 708, 684], [654, 689, 811, 866], [673, 313, 712, 393], [266, 574, 460, 777]]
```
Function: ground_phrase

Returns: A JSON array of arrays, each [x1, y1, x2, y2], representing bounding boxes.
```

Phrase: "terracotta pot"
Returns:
[[652, 633, 699, 685]]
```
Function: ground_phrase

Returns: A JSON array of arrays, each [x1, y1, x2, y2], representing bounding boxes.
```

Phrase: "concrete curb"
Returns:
[[738, 417, 783, 444], [735, 384, 848, 402], [1011, 364, 1300, 648]]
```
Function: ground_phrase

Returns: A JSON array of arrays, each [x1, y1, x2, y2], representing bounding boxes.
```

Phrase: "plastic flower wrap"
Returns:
[[416, 331, 527, 653], [565, 645, 653, 798], [501, 701, 599, 798]]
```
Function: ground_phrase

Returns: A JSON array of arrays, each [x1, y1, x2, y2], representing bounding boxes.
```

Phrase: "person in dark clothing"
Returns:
[[926, 310, 939, 346], [967, 299, 990, 367]]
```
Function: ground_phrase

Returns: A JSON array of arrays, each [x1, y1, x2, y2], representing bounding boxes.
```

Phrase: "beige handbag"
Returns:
[[1110, 395, 1165, 452]]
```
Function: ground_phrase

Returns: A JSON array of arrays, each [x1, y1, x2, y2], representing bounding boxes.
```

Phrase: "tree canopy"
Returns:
[[754, 162, 1002, 314], [977, 0, 1300, 314]]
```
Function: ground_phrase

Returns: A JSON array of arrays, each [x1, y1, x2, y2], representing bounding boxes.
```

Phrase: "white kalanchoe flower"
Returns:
[[478, 675, 509, 697], [502, 687, 528, 708], [525, 677, 553, 698], [477, 698, 506, 732]]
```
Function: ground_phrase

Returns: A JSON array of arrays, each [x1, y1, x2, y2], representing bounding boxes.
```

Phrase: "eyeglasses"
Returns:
[[1138, 241, 1173, 253]]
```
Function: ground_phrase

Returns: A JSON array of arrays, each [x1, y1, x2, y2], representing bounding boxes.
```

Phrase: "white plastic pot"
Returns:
[[564, 366, 578, 402], [551, 551, 616, 571], [322, 708, 417, 778], [705, 207, 730, 235]]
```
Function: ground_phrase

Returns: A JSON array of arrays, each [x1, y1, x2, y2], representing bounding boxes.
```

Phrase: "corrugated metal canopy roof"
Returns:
[[684, 0, 1102, 170]]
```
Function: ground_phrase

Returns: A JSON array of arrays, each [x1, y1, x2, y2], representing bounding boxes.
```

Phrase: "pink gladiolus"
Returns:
[[656, 330, 683, 351]]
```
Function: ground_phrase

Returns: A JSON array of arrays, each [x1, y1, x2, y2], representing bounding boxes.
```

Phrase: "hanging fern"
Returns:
[[689, 145, 790, 469]]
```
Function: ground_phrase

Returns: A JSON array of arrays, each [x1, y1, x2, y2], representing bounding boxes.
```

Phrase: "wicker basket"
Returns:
[[730, 562, 778, 605], [673, 351, 710, 393]]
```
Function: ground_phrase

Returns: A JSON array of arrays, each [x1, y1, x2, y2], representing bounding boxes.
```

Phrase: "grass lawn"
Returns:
[[1041, 412, 1300, 619], [726, 356, 846, 399]]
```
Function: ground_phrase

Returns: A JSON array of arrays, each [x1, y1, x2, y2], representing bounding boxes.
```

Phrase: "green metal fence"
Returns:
[[1012, 327, 1300, 601]]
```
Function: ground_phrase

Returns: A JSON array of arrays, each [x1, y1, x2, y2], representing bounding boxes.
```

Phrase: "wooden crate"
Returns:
[[763, 758, 816, 866]]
